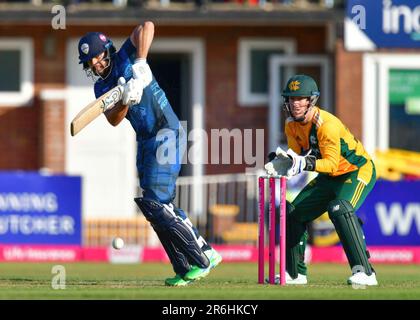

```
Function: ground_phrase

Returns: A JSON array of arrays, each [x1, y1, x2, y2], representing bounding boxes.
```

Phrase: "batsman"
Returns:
[[77, 21, 221, 286], [265, 74, 377, 286]]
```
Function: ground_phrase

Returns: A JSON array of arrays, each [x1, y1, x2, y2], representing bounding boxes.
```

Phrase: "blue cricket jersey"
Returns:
[[93, 38, 186, 203], [94, 38, 181, 141]]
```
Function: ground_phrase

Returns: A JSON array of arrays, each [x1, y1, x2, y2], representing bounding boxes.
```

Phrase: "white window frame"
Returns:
[[150, 38, 206, 180], [268, 55, 331, 152], [152, 39, 206, 217], [363, 53, 420, 155], [238, 38, 296, 106], [0, 38, 34, 107]]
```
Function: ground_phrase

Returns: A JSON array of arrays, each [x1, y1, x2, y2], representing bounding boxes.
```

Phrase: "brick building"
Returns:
[[4, 2, 418, 221]]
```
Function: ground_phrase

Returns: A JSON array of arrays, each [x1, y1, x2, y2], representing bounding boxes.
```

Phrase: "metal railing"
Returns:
[[84, 173, 262, 246], [84, 216, 153, 247]]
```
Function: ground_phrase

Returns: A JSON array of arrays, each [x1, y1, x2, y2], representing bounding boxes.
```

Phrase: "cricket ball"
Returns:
[[112, 237, 124, 250]]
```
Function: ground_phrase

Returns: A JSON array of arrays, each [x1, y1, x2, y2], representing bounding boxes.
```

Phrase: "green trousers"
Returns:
[[288, 161, 377, 276]]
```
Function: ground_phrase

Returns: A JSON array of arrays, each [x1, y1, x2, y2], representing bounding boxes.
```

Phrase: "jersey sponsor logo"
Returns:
[[288, 80, 301, 91]]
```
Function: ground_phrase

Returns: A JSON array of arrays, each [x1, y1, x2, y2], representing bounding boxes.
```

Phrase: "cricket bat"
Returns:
[[70, 84, 124, 136]]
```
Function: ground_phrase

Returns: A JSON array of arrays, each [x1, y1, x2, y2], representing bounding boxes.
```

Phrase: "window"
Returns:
[[388, 69, 420, 152], [363, 54, 420, 154], [238, 38, 296, 106], [0, 39, 34, 106]]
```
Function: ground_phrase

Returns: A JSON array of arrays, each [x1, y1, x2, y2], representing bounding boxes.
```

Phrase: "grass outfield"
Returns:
[[0, 262, 419, 300]]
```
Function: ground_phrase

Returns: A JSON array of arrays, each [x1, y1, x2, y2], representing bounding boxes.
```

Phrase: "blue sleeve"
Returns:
[[118, 38, 136, 63], [94, 83, 103, 99]]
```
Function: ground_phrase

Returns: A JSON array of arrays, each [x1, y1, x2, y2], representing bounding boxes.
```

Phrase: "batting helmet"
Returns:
[[78, 32, 115, 66]]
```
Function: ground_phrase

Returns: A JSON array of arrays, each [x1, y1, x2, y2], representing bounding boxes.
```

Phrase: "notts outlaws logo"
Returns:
[[102, 87, 123, 111], [288, 80, 301, 91]]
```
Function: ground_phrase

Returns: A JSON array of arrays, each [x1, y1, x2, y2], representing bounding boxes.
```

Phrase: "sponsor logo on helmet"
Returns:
[[99, 34, 107, 42], [81, 43, 89, 55], [289, 80, 301, 91]]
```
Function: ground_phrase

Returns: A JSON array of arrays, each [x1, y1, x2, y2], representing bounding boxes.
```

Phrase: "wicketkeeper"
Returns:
[[77, 21, 221, 286], [265, 74, 377, 286]]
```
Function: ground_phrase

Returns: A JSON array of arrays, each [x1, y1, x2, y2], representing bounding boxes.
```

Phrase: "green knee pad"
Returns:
[[286, 202, 307, 278], [328, 199, 373, 275]]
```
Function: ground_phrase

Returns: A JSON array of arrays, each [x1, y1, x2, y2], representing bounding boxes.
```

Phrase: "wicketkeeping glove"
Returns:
[[286, 149, 316, 177], [267, 146, 288, 162], [285, 149, 306, 177], [264, 146, 293, 177], [264, 147, 316, 178]]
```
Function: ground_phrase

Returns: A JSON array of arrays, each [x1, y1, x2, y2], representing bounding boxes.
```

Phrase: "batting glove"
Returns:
[[117, 77, 127, 94], [132, 58, 153, 88], [120, 77, 143, 107]]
